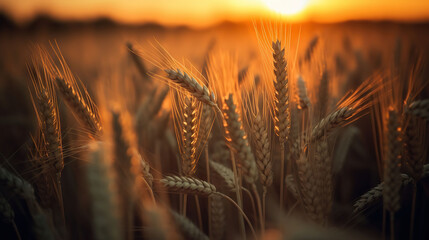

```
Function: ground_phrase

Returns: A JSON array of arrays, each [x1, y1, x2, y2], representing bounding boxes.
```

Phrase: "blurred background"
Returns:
[[1, 1, 429, 238]]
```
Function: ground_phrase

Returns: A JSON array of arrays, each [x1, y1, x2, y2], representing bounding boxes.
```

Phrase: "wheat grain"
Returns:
[[170, 210, 209, 240], [161, 175, 216, 196]]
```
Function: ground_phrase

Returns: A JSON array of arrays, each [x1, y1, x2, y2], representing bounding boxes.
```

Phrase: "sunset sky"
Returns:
[[1, 0, 429, 27]]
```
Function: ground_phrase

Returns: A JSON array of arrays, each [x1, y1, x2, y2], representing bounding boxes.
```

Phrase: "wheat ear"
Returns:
[[165, 69, 221, 114], [285, 175, 299, 200], [0, 167, 35, 200], [38, 89, 64, 175], [170, 210, 209, 240], [253, 114, 273, 188], [87, 142, 121, 240], [295, 156, 324, 223], [304, 36, 319, 63], [407, 99, 429, 120], [0, 197, 14, 223], [209, 194, 225, 240], [223, 94, 258, 184], [55, 77, 102, 133], [135, 150, 153, 188], [403, 116, 424, 181], [311, 107, 355, 142], [112, 111, 149, 239], [353, 173, 413, 214], [181, 96, 199, 176], [383, 109, 402, 213], [161, 175, 216, 196], [126, 42, 152, 81], [210, 161, 236, 191], [318, 70, 329, 117], [272, 40, 290, 144], [314, 139, 333, 223], [296, 75, 311, 109]]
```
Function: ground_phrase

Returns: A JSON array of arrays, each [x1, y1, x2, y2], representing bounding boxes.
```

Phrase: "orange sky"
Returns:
[[1, 0, 429, 27]]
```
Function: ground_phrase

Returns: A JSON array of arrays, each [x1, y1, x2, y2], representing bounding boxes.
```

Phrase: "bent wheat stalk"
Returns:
[[165, 69, 221, 115], [160, 175, 257, 239], [55, 77, 102, 133], [311, 107, 355, 142]]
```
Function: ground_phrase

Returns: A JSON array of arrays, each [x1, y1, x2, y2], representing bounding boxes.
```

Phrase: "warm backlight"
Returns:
[[263, 0, 309, 15]]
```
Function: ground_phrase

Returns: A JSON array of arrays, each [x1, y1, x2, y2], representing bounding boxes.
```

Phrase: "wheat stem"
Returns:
[[214, 192, 257, 240], [252, 184, 264, 234]]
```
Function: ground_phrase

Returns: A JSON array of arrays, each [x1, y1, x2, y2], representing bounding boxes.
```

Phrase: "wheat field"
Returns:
[[1, 17, 429, 240]]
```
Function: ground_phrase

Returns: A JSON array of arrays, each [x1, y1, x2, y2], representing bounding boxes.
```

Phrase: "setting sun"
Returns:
[[263, 0, 309, 15]]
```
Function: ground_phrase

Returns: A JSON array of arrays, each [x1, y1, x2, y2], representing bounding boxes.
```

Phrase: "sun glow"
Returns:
[[263, 0, 309, 15]]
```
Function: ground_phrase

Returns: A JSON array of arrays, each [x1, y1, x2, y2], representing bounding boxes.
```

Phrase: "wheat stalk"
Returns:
[[223, 93, 258, 184], [161, 175, 216, 196], [406, 99, 429, 120], [55, 77, 102, 133], [170, 210, 209, 240]]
